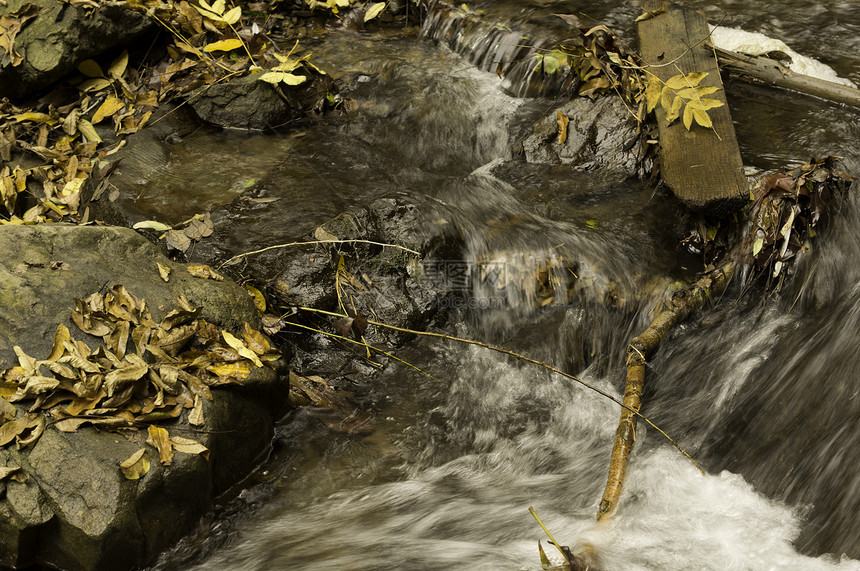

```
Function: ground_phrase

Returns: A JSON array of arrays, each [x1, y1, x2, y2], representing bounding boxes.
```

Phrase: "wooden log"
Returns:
[[715, 47, 860, 108], [637, 1, 748, 215]]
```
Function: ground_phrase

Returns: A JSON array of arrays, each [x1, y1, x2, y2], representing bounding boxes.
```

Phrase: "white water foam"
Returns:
[[710, 25, 857, 88]]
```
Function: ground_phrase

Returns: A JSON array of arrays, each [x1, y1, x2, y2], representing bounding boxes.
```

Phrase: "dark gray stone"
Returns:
[[522, 95, 644, 177], [0, 0, 153, 100]]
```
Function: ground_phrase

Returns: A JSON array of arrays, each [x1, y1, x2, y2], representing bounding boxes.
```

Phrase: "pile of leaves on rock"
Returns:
[[0, 285, 280, 480], [0, 0, 399, 228]]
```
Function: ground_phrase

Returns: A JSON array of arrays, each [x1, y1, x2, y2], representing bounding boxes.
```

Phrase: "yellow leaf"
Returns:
[[78, 59, 104, 78], [664, 71, 707, 90], [222, 331, 263, 367], [119, 448, 150, 479], [666, 95, 683, 124], [47, 324, 71, 362], [203, 38, 244, 52], [13, 112, 55, 125], [692, 107, 713, 129], [189, 396, 204, 426], [157, 262, 171, 282], [108, 50, 128, 79], [92, 96, 125, 124], [686, 98, 724, 112], [207, 362, 251, 379], [186, 264, 224, 281], [678, 86, 720, 99], [683, 104, 693, 130], [77, 119, 101, 143], [257, 72, 307, 85], [79, 78, 112, 93], [222, 5, 241, 25], [556, 110, 568, 144], [244, 284, 266, 312], [644, 76, 661, 113], [170, 436, 209, 459], [146, 425, 174, 466], [364, 2, 386, 22]]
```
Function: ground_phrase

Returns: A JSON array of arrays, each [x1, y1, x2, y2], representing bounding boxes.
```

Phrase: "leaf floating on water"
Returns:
[[170, 436, 209, 460], [120, 448, 150, 479]]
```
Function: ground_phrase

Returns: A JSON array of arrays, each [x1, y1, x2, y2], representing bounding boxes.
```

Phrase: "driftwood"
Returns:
[[596, 261, 736, 522], [715, 47, 860, 109]]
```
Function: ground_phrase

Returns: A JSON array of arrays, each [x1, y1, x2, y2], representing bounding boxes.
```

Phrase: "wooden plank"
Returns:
[[638, 1, 747, 214]]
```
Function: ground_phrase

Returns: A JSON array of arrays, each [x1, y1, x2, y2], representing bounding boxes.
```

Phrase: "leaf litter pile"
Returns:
[[0, 285, 280, 480], [0, 0, 397, 229]]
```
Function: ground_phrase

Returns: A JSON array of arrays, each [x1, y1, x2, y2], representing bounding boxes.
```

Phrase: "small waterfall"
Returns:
[[420, 0, 569, 97]]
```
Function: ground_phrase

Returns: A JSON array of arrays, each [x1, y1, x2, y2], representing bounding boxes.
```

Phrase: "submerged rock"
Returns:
[[0, 224, 288, 570]]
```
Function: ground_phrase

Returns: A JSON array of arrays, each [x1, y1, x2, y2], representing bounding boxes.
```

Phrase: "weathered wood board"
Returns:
[[638, 1, 747, 214]]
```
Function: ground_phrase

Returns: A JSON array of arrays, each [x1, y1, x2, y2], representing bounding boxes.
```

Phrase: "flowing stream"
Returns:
[[150, 1, 860, 569]]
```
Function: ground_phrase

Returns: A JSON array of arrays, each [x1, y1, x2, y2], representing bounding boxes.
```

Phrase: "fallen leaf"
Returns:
[[203, 38, 244, 52], [188, 395, 204, 426], [364, 1, 386, 22], [119, 448, 150, 479], [170, 436, 209, 459], [157, 262, 171, 282], [146, 425, 174, 465], [186, 264, 223, 281], [91, 97, 125, 124], [164, 229, 191, 252], [556, 110, 569, 144], [222, 331, 263, 367]]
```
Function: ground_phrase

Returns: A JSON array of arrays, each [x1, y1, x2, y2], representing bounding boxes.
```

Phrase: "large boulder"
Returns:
[[0, 224, 289, 570], [0, 0, 153, 100]]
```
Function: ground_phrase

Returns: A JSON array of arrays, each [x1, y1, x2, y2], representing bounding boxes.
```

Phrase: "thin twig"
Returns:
[[217, 239, 420, 270], [299, 306, 703, 474]]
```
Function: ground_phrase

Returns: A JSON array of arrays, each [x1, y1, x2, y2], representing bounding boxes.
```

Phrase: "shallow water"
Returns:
[[148, 2, 860, 569]]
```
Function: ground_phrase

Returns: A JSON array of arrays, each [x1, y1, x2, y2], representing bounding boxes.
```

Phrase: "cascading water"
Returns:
[[151, 1, 860, 569]]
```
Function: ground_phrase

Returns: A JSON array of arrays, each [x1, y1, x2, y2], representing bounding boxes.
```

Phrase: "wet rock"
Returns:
[[189, 72, 333, 131], [0, 224, 288, 570], [0, 0, 153, 100], [522, 95, 644, 177], [189, 74, 295, 131], [261, 193, 462, 342]]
